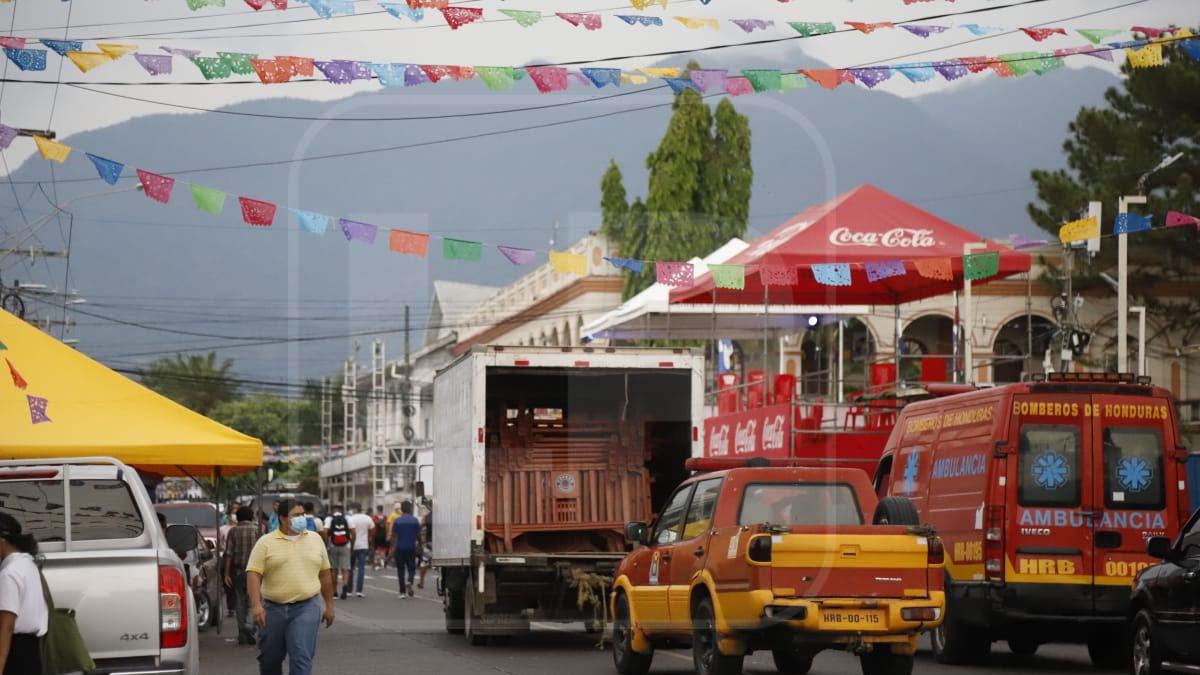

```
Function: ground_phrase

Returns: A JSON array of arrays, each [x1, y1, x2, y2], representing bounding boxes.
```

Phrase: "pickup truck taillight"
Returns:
[[984, 505, 1005, 582], [927, 536, 944, 565], [159, 565, 188, 649], [748, 535, 772, 563]]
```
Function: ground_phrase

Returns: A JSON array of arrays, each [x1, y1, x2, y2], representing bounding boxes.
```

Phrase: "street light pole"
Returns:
[[962, 241, 988, 384], [1130, 306, 1146, 377], [1117, 195, 1147, 373]]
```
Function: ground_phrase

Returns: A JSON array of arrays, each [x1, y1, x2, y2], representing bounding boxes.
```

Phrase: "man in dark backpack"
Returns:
[[323, 505, 353, 600]]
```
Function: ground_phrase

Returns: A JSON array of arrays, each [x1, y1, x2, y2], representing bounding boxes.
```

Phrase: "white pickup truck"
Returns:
[[0, 457, 199, 675]]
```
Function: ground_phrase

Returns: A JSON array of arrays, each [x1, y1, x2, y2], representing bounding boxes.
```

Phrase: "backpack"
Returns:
[[329, 514, 350, 547]]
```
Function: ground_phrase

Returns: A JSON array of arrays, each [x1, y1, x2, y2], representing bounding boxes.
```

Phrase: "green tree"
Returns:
[[210, 394, 316, 447], [288, 460, 320, 495], [1028, 39, 1199, 343], [600, 67, 753, 299], [140, 352, 236, 416]]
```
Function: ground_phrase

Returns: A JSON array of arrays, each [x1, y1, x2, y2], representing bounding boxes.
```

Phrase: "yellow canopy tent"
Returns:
[[0, 308, 262, 477]]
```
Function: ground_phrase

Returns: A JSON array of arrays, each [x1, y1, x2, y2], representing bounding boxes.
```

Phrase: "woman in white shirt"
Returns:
[[0, 512, 48, 675]]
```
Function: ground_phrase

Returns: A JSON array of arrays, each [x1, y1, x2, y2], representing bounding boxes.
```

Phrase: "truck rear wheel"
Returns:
[[1087, 628, 1128, 669], [444, 587, 465, 635], [692, 596, 743, 675], [1007, 638, 1038, 657], [930, 614, 990, 665], [772, 646, 815, 674], [612, 592, 653, 675], [859, 647, 913, 675], [872, 497, 920, 526], [464, 587, 486, 646]]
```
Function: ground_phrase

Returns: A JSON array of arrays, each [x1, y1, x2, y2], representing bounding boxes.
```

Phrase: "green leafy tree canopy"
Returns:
[[140, 352, 236, 416]]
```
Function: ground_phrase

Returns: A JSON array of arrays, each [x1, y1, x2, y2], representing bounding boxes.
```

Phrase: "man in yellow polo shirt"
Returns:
[[247, 499, 335, 675]]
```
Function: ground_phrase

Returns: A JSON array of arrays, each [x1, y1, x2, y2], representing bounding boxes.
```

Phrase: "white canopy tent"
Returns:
[[581, 238, 870, 341]]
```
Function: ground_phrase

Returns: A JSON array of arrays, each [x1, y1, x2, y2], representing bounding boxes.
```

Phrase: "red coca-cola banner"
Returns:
[[704, 403, 793, 459]]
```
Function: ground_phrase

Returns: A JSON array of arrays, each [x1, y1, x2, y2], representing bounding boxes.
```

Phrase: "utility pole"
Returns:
[[1116, 195, 1147, 373], [342, 352, 358, 454], [370, 338, 386, 512], [320, 377, 332, 455]]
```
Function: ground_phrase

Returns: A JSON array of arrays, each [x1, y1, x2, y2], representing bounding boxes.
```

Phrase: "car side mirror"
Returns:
[[165, 524, 201, 559], [624, 522, 648, 546], [1146, 536, 1174, 561]]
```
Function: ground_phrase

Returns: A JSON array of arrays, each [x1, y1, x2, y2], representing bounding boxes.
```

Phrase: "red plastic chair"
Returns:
[[920, 356, 948, 385], [716, 372, 741, 415], [773, 374, 796, 405], [844, 391, 865, 430], [747, 370, 766, 409], [870, 363, 897, 390]]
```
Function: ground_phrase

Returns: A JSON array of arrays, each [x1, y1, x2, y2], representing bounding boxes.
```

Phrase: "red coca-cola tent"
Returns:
[[671, 184, 1031, 306]]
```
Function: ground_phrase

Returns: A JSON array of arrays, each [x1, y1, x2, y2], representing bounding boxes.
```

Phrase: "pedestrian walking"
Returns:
[[390, 501, 421, 598], [347, 503, 374, 598], [224, 506, 259, 645], [267, 500, 281, 533], [323, 506, 353, 601], [302, 502, 326, 544], [417, 504, 433, 590], [0, 513, 48, 675], [247, 500, 335, 675], [371, 506, 389, 570], [220, 503, 238, 618]]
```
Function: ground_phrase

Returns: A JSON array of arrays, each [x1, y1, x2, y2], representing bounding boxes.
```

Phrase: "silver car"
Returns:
[[0, 457, 199, 675]]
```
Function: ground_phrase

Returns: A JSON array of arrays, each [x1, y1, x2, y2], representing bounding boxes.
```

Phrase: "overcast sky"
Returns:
[[1, 0, 1197, 169]]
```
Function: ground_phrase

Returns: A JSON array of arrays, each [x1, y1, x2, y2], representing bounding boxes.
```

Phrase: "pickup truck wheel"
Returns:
[[692, 596, 743, 675], [872, 497, 920, 526], [1087, 628, 1128, 669], [771, 646, 814, 674], [194, 591, 211, 631], [1131, 610, 1163, 675], [612, 593, 653, 675], [931, 614, 990, 665], [859, 648, 913, 675], [1006, 638, 1038, 657], [444, 587, 465, 635]]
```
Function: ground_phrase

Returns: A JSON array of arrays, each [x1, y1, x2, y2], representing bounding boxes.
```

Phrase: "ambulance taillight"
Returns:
[[984, 505, 1005, 582]]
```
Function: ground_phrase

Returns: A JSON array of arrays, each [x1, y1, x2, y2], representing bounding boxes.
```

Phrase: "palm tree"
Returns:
[[140, 352, 237, 415]]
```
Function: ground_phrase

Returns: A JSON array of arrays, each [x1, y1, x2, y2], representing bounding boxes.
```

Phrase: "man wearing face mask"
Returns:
[[246, 499, 335, 675]]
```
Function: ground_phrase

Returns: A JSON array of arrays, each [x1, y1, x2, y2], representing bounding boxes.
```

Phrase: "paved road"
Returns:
[[200, 570, 1116, 675]]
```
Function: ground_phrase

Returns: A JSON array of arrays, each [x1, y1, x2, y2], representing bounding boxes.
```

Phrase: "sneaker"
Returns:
[[398, 593, 407, 600], [356, 592, 364, 598], [339, 591, 347, 600], [407, 588, 415, 598]]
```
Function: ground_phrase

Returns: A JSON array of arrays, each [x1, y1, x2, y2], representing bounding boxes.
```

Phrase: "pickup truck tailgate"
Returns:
[[44, 549, 163, 659], [764, 527, 930, 599]]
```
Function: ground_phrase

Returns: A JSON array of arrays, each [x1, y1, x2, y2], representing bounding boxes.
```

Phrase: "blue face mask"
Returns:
[[289, 515, 308, 533]]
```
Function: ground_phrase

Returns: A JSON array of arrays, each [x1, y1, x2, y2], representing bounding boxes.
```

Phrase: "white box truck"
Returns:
[[432, 345, 704, 643]]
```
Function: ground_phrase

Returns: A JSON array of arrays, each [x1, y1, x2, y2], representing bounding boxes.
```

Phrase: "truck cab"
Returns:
[[875, 373, 1191, 666]]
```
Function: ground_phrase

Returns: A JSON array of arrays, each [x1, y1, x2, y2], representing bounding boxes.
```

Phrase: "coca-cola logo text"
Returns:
[[734, 420, 758, 455], [762, 414, 787, 451], [829, 227, 936, 248], [708, 424, 730, 457]]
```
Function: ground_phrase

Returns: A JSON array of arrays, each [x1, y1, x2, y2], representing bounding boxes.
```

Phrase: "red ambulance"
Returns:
[[873, 372, 1191, 667]]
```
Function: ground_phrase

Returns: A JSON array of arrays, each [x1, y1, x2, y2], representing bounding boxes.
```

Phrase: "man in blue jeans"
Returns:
[[347, 503, 375, 598], [390, 501, 421, 598], [247, 500, 335, 675]]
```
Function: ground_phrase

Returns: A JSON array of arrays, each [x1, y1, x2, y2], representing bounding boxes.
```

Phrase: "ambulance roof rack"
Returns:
[[684, 457, 874, 473], [1028, 372, 1151, 385]]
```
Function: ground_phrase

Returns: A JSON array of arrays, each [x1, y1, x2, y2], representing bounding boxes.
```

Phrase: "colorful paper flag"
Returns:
[[742, 69, 782, 92], [66, 51, 112, 73], [731, 19, 773, 33], [581, 68, 621, 88], [708, 264, 745, 290], [40, 39, 82, 56], [897, 63, 936, 83], [902, 24, 948, 38], [851, 66, 892, 88], [186, 0, 226, 9], [7, 358, 26, 389], [0, 124, 16, 150], [759, 265, 798, 287], [135, 53, 172, 75], [190, 184, 226, 215], [161, 46, 201, 58], [137, 169, 175, 204], [1008, 234, 1050, 250], [497, 245, 535, 265], [963, 251, 1000, 281], [441, 6, 483, 29], [383, 229, 427, 256], [845, 21, 893, 34], [802, 69, 854, 90], [933, 59, 970, 81], [1113, 213, 1153, 234], [688, 69, 727, 93], [604, 257, 644, 274], [789, 22, 835, 37], [1180, 41, 1200, 62], [307, 0, 353, 18], [96, 43, 137, 59], [33, 136, 70, 163], [961, 24, 1002, 36], [293, 209, 329, 235], [558, 12, 601, 30], [1126, 43, 1163, 68], [1021, 27, 1067, 42], [1058, 216, 1098, 244], [1165, 211, 1200, 229], [86, 154, 124, 186], [724, 76, 754, 97], [444, 237, 482, 261], [779, 73, 806, 91], [339, 218, 377, 243], [277, 56, 314, 77], [4, 48, 46, 71], [475, 66, 516, 91], [675, 16, 718, 30], [499, 9, 541, 27], [0, 37, 25, 49], [315, 60, 355, 84], [252, 58, 292, 84], [27, 395, 50, 424], [550, 251, 588, 276], [664, 77, 699, 94], [380, 2, 423, 21], [526, 66, 569, 93], [1078, 28, 1122, 44], [640, 67, 680, 78], [865, 260, 906, 282], [812, 263, 852, 287], [617, 15, 662, 27], [191, 56, 233, 80], [628, 0, 666, 8], [914, 258, 953, 281], [656, 261, 694, 288]]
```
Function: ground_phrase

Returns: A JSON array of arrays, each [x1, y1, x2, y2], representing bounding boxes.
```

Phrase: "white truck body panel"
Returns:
[[432, 345, 704, 565]]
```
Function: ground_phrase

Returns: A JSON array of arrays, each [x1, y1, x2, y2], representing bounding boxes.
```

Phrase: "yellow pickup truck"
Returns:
[[610, 458, 945, 675]]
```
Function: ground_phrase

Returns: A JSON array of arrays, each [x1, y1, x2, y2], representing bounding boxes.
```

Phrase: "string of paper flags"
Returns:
[[8, 130, 1198, 294], [3, 32, 1195, 94]]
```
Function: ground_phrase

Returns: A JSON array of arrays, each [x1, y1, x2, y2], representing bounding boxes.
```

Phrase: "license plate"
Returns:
[[820, 610, 885, 630]]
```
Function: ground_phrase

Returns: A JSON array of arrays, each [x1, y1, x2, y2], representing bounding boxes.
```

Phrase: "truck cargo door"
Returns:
[[1009, 395, 1095, 614], [1089, 393, 1174, 615]]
